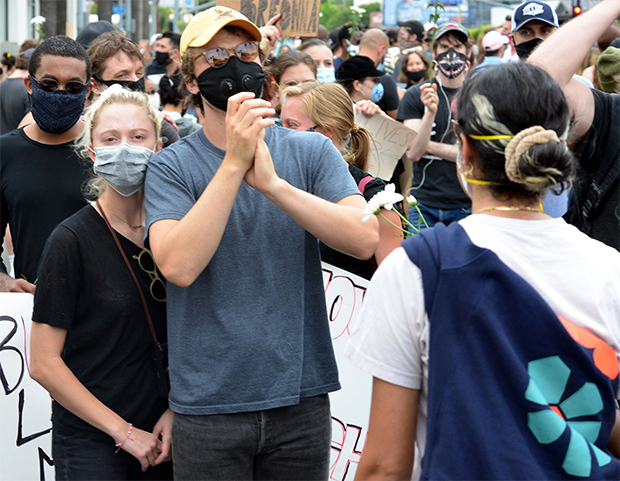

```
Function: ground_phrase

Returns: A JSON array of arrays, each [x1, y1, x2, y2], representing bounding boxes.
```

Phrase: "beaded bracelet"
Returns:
[[115, 423, 134, 454]]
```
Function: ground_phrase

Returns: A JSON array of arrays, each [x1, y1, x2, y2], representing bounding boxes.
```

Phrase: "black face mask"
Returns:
[[196, 56, 265, 111], [515, 38, 543, 60], [155, 50, 170, 65], [94, 76, 146, 92], [406, 69, 426, 83], [434, 48, 469, 79]]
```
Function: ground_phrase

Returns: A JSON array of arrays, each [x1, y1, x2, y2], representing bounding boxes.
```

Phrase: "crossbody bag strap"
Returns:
[[95, 200, 159, 345]]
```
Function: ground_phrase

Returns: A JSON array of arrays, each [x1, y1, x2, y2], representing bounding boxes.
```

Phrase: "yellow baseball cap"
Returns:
[[180, 6, 262, 56]]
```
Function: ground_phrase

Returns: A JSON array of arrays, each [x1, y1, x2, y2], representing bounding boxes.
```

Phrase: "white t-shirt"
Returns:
[[345, 214, 620, 480]]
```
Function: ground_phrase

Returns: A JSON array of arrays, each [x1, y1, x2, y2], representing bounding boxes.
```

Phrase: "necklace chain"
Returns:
[[474, 205, 544, 215], [111, 211, 144, 230], [97, 200, 144, 229]]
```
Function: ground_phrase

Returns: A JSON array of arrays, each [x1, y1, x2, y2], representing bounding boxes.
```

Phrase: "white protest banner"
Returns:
[[0, 293, 53, 481], [355, 112, 417, 181], [216, 0, 321, 37], [323, 263, 372, 481], [1, 264, 372, 481]]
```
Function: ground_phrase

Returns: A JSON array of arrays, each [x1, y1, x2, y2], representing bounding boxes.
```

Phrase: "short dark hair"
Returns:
[[161, 32, 182, 51], [433, 31, 471, 52], [455, 63, 575, 199], [29, 35, 91, 79]]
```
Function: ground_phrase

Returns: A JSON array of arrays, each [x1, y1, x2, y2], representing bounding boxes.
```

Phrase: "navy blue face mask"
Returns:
[[29, 76, 89, 134]]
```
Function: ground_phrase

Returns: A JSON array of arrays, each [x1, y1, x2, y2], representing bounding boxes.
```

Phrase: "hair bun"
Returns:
[[504, 126, 559, 184], [504, 125, 575, 192]]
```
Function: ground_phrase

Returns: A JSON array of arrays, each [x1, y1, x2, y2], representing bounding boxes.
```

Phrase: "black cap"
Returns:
[[336, 55, 385, 85], [398, 20, 424, 40], [76, 21, 121, 49], [434, 22, 469, 44]]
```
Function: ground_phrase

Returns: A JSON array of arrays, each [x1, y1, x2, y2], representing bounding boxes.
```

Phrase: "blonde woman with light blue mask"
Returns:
[[29, 85, 174, 480]]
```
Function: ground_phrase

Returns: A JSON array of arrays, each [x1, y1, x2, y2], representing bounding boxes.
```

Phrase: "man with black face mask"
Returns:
[[398, 22, 472, 230], [146, 32, 181, 82], [510, 0, 559, 61], [88, 30, 180, 147], [0, 36, 93, 292], [144, 7, 379, 480]]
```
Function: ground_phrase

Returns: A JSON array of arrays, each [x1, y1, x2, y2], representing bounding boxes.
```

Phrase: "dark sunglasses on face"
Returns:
[[30, 75, 89, 95], [132, 248, 167, 302], [197, 41, 259, 68]]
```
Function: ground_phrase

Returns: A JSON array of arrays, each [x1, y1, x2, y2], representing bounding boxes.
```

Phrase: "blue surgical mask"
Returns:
[[316, 67, 336, 83], [94, 143, 155, 197], [370, 82, 384, 103]]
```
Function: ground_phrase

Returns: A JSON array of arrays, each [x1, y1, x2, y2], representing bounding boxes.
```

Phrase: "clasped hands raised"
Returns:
[[224, 92, 280, 194]]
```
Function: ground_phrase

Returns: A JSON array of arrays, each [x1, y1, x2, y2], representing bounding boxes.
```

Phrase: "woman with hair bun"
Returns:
[[29, 85, 173, 480], [158, 73, 202, 138], [281, 81, 402, 279], [348, 63, 620, 479]]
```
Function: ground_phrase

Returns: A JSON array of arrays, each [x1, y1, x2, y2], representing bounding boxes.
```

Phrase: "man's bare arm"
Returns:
[[528, 0, 620, 141]]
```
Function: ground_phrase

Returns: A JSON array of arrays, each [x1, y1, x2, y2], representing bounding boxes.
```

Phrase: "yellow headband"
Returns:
[[463, 177, 505, 186], [469, 134, 514, 140]]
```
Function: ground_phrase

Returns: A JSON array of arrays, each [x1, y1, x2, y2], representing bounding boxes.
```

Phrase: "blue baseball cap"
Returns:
[[511, 1, 559, 33]]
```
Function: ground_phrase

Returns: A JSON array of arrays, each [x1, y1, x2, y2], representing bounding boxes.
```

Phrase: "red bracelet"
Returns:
[[115, 423, 134, 454]]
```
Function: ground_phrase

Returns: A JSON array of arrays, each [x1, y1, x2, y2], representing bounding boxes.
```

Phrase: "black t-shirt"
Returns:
[[568, 89, 619, 250], [32, 205, 168, 436], [397, 79, 471, 210], [0, 77, 31, 135], [377, 74, 400, 114], [320, 164, 386, 280], [0, 128, 91, 281]]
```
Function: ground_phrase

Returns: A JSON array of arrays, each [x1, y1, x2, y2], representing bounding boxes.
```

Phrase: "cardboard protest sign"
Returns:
[[216, 0, 321, 37], [1, 264, 372, 481], [355, 113, 417, 181]]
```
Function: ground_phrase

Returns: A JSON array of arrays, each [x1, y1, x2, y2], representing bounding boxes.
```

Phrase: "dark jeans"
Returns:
[[172, 394, 332, 480], [408, 201, 471, 234], [53, 422, 173, 480]]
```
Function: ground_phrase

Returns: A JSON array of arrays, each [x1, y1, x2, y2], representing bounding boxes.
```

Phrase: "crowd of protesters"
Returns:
[[0, 0, 619, 479]]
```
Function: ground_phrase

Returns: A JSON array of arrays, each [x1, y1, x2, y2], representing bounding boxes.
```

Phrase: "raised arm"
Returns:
[[528, 0, 620, 140], [245, 138, 380, 260], [148, 94, 275, 287], [404, 83, 438, 162]]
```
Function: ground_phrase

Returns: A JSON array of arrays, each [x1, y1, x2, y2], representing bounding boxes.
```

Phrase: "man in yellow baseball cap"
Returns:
[[144, 6, 380, 479]]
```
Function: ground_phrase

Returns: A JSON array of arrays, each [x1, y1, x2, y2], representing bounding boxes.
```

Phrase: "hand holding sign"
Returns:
[[217, 0, 321, 37]]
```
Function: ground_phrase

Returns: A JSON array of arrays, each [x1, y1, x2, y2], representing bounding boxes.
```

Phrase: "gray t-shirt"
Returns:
[[145, 125, 360, 415]]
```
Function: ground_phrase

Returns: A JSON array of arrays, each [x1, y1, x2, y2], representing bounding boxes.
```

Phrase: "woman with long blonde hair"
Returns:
[[281, 81, 402, 279], [30, 85, 173, 480]]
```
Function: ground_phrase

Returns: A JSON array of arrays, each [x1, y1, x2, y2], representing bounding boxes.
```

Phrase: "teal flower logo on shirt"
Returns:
[[525, 355, 612, 477]]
